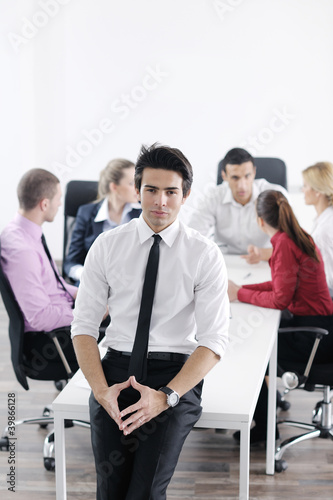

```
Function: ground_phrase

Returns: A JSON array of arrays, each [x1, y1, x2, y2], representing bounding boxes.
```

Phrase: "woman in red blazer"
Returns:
[[228, 190, 333, 443]]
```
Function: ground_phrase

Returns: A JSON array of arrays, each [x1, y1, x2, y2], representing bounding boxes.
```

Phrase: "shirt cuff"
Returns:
[[68, 264, 84, 281], [237, 287, 252, 304]]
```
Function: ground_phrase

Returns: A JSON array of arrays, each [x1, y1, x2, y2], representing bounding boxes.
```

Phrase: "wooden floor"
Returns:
[[0, 297, 332, 499]]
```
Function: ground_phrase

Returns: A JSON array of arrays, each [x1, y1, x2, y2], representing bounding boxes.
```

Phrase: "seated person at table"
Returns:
[[228, 190, 333, 443], [188, 148, 288, 262], [302, 161, 333, 296], [64, 158, 141, 284], [1, 168, 79, 377]]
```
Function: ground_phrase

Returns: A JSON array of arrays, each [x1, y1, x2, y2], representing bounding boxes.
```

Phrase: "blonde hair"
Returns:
[[302, 161, 333, 206], [97, 158, 135, 200]]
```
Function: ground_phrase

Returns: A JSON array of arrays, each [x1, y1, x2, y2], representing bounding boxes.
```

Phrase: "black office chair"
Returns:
[[62, 180, 98, 278], [217, 157, 288, 189], [0, 245, 90, 471], [275, 326, 333, 472]]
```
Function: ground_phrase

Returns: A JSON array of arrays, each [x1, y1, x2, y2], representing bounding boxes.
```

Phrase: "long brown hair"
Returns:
[[256, 190, 320, 262]]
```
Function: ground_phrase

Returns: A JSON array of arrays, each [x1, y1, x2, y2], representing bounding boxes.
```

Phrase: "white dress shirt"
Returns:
[[72, 215, 229, 358], [188, 179, 288, 254], [94, 198, 141, 231], [312, 206, 333, 293]]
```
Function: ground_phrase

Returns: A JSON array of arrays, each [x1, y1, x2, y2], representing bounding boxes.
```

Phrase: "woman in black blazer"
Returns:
[[64, 159, 141, 284]]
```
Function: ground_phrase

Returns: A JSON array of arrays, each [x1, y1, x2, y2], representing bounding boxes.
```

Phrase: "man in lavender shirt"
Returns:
[[1, 168, 79, 378]]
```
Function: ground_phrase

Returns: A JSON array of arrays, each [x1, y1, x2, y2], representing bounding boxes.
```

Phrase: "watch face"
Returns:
[[168, 392, 179, 406]]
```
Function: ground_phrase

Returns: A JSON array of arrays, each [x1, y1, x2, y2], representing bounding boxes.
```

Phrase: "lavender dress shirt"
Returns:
[[1, 213, 77, 332]]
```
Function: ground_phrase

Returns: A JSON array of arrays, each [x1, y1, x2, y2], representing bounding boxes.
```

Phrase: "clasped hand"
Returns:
[[96, 375, 168, 436]]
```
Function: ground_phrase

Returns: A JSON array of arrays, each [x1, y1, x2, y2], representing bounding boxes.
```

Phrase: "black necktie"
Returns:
[[128, 234, 161, 382], [41, 234, 74, 305]]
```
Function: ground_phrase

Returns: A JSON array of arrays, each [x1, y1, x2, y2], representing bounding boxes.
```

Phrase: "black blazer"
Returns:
[[63, 200, 141, 281]]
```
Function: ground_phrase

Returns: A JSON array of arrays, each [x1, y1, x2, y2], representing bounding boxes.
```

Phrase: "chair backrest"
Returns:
[[217, 157, 288, 189], [0, 242, 30, 390], [62, 180, 98, 276]]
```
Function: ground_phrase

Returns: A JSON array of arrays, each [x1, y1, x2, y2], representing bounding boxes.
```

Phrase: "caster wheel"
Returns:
[[55, 380, 64, 391], [43, 407, 51, 416], [279, 400, 291, 411], [40, 407, 51, 428], [44, 457, 55, 471], [0, 436, 9, 451], [275, 459, 288, 473]]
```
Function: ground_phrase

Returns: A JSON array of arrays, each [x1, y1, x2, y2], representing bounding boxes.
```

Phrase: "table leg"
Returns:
[[239, 422, 250, 500], [54, 413, 67, 500], [266, 334, 277, 475]]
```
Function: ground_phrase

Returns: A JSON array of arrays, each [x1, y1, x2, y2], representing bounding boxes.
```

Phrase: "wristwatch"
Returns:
[[159, 387, 180, 407]]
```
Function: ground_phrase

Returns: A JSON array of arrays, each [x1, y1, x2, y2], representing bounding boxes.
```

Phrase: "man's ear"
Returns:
[[253, 166, 257, 178], [136, 188, 141, 202], [221, 170, 227, 181], [39, 198, 49, 212]]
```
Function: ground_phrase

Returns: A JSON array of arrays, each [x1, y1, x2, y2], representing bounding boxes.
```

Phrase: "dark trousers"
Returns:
[[89, 350, 203, 500], [254, 313, 333, 429], [23, 328, 79, 380]]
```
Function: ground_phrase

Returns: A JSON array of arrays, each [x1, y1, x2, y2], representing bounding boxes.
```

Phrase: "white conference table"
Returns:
[[53, 254, 280, 500]]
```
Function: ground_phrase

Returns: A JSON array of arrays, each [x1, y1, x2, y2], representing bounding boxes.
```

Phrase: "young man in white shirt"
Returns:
[[188, 147, 288, 263], [71, 143, 230, 500]]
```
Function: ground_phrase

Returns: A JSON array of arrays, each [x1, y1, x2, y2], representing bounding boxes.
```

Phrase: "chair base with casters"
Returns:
[[0, 407, 54, 456], [0, 326, 91, 471], [275, 383, 333, 472], [0, 405, 91, 471], [43, 419, 91, 471], [274, 326, 333, 473]]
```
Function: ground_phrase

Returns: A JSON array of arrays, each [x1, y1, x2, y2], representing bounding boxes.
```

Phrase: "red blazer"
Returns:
[[238, 231, 333, 316]]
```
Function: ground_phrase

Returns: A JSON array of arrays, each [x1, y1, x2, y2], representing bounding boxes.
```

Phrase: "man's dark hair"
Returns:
[[135, 143, 193, 196], [17, 168, 60, 211], [221, 147, 254, 172]]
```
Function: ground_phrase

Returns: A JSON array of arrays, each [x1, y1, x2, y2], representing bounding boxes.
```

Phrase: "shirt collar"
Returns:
[[137, 214, 180, 248], [270, 231, 282, 246], [14, 212, 42, 241], [94, 198, 141, 223], [94, 198, 108, 222], [314, 206, 333, 225]]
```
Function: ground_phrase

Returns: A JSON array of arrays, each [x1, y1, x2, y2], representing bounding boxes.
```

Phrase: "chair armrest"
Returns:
[[45, 327, 74, 379], [278, 326, 329, 337], [278, 326, 329, 389]]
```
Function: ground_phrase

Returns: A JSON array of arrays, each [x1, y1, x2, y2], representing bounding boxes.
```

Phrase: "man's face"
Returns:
[[136, 168, 189, 232], [222, 161, 256, 206], [44, 183, 62, 222]]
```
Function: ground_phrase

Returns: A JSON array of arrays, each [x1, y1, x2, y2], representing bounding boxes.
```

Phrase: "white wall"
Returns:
[[1, 0, 333, 257]]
